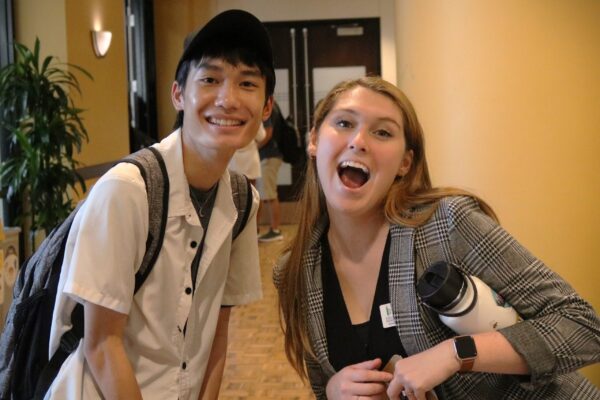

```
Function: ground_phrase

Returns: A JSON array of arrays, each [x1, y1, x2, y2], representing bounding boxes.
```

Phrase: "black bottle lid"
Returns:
[[416, 261, 465, 310]]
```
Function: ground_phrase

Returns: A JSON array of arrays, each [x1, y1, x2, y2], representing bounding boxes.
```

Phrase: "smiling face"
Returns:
[[308, 86, 413, 219], [172, 57, 273, 159]]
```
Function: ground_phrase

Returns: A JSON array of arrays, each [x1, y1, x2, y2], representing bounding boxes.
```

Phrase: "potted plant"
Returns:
[[0, 38, 91, 251]]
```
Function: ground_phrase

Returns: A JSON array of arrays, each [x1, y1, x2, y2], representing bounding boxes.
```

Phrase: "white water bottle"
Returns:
[[416, 261, 521, 335]]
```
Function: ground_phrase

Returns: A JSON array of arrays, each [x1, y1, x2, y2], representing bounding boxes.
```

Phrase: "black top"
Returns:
[[259, 101, 283, 160], [189, 183, 218, 290], [322, 231, 407, 371]]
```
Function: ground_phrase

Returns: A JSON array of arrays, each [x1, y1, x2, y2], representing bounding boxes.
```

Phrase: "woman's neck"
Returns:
[[327, 209, 389, 263]]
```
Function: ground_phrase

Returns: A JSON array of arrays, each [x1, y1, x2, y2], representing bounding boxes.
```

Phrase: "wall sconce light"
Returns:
[[91, 30, 112, 58]]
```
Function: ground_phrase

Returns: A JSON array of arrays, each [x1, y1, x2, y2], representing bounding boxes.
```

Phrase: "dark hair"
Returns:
[[173, 45, 275, 130]]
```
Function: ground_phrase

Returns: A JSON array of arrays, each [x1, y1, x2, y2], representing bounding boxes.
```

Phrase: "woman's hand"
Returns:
[[386, 341, 458, 400], [326, 358, 393, 399]]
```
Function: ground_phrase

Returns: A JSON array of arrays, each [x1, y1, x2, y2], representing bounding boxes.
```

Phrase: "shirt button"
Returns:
[[190, 240, 198, 248], [182, 362, 187, 370], [185, 287, 192, 295]]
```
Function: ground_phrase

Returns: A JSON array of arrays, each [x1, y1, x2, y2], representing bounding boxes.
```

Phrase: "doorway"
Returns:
[[125, 0, 158, 152], [264, 18, 381, 200]]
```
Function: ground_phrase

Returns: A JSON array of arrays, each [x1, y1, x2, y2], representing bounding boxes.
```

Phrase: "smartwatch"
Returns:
[[453, 335, 477, 372]]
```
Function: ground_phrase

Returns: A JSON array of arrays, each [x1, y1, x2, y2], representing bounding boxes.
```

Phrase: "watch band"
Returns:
[[459, 357, 475, 372]]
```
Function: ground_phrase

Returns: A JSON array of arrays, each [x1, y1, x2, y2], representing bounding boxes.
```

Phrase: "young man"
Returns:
[[45, 10, 274, 400], [257, 101, 284, 242]]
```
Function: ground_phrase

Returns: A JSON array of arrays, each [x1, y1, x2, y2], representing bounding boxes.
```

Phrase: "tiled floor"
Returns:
[[219, 225, 314, 399]]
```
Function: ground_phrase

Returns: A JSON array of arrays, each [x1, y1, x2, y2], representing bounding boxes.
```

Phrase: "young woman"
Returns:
[[274, 77, 600, 400]]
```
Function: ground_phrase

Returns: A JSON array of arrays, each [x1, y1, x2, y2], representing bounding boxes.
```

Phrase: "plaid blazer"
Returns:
[[276, 196, 600, 399]]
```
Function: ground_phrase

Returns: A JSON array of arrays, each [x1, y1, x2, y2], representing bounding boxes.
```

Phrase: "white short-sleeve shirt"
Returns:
[[45, 130, 262, 399], [228, 123, 265, 179]]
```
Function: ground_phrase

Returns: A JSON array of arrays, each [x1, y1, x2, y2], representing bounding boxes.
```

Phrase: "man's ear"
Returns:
[[262, 96, 274, 121], [307, 128, 318, 157], [171, 81, 185, 111], [398, 149, 413, 177]]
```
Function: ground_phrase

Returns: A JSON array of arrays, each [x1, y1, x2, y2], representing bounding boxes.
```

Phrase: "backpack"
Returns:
[[0, 147, 252, 400], [272, 103, 303, 165]]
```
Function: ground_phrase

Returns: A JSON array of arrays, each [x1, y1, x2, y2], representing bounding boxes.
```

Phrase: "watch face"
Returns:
[[455, 336, 477, 359]]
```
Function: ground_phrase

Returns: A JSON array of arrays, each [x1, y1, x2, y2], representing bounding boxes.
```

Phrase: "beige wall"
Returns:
[[396, 0, 600, 384], [14, 0, 130, 177], [13, 0, 67, 62], [64, 0, 129, 167]]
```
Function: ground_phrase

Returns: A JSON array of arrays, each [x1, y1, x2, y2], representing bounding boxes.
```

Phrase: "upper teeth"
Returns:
[[339, 160, 369, 174], [209, 118, 242, 126]]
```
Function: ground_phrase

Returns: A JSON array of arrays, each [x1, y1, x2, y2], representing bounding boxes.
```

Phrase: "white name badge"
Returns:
[[379, 303, 396, 328]]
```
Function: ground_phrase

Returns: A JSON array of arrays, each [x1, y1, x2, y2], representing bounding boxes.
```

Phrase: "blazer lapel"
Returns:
[[389, 225, 434, 355], [303, 217, 336, 376]]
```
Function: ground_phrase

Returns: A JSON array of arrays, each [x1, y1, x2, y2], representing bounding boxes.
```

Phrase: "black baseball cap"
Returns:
[[175, 9, 275, 90]]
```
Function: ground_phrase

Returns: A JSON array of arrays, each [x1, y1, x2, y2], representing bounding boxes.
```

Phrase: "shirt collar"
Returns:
[[152, 129, 237, 227]]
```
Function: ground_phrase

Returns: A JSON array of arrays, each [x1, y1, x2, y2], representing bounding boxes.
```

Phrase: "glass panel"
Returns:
[[273, 68, 292, 185], [274, 68, 291, 117], [312, 66, 367, 105]]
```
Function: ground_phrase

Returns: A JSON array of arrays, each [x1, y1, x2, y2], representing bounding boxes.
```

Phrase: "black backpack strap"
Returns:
[[230, 172, 252, 240], [122, 146, 170, 293], [33, 147, 170, 400], [34, 305, 83, 399]]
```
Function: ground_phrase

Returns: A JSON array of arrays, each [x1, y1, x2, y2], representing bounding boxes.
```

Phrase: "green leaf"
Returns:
[[33, 37, 41, 71]]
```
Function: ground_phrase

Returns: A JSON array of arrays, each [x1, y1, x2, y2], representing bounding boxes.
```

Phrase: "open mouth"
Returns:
[[207, 117, 244, 127], [337, 160, 370, 189]]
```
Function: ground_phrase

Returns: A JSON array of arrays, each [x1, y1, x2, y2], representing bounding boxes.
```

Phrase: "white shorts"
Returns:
[[258, 157, 282, 200]]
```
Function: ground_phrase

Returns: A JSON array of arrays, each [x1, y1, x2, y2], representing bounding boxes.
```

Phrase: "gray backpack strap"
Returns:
[[229, 172, 252, 240], [121, 147, 169, 293]]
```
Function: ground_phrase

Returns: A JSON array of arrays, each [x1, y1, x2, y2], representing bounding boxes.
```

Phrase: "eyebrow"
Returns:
[[195, 61, 263, 78], [334, 108, 403, 129]]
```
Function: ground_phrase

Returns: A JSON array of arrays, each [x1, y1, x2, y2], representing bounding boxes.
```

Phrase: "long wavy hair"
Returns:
[[277, 76, 497, 380]]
